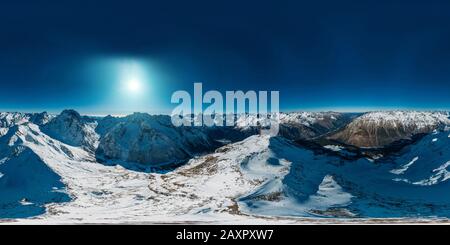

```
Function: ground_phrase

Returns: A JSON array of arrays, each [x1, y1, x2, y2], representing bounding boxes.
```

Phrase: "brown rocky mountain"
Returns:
[[328, 111, 450, 148]]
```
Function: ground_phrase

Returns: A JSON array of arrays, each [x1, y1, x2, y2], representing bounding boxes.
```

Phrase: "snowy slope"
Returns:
[[1, 124, 347, 223], [0, 124, 70, 218], [0, 127, 300, 223], [240, 128, 450, 219], [145, 135, 293, 216], [388, 129, 450, 186]]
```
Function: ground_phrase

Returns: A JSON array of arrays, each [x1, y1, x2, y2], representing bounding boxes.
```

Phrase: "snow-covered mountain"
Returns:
[[0, 124, 71, 218], [96, 113, 218, 168], [41, 110, 99, 152], [0, 112, 53, 137], [2, 109, 450, 223], [329, 111, 450, 148], [277, 112, 358, 140], [94, 111, 354, 168], [232, 112, 357, 140], [0, 120, 301, 222], [0, 112, 29, 128]]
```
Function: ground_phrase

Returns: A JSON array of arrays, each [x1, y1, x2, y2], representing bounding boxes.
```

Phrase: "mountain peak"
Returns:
[[41, 109, 99, 151], [59, 109, 82, 120], [329, 111, 450, 148]]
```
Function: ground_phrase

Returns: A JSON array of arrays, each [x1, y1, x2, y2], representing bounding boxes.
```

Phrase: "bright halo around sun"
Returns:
[[118, 59, 149, 97]]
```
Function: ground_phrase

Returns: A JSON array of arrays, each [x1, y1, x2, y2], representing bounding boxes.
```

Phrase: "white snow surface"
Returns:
[[324, 145, 344, 152], [0, 124, 304, 224]]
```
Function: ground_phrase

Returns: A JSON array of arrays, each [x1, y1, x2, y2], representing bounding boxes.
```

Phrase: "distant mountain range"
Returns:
[[1, 109, 450, 223], [328, 111, 450, 148]]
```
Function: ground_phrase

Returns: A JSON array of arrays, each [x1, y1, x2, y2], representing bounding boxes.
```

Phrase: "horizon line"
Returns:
[[1, 108, 450, 117]]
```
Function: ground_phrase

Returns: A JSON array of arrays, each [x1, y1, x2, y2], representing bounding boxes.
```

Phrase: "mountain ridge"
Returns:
[[2, 109, 450, 222], [328, 111, 450, 148]]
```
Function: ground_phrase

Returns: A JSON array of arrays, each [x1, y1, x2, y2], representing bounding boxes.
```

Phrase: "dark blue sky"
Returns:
[[1, 0, 450, 114]]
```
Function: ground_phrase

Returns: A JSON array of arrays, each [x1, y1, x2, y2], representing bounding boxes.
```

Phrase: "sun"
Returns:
[[126, 78, 142, 93], [117, 59, 150, 97]]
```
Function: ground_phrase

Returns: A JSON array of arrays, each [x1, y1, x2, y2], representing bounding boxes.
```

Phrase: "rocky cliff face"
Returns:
[[328, 111, 450, 148]]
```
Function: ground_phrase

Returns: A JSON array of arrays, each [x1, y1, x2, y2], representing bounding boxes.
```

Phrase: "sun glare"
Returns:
[[126, 78, 142, 93], [117, 59, 150, 97]]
